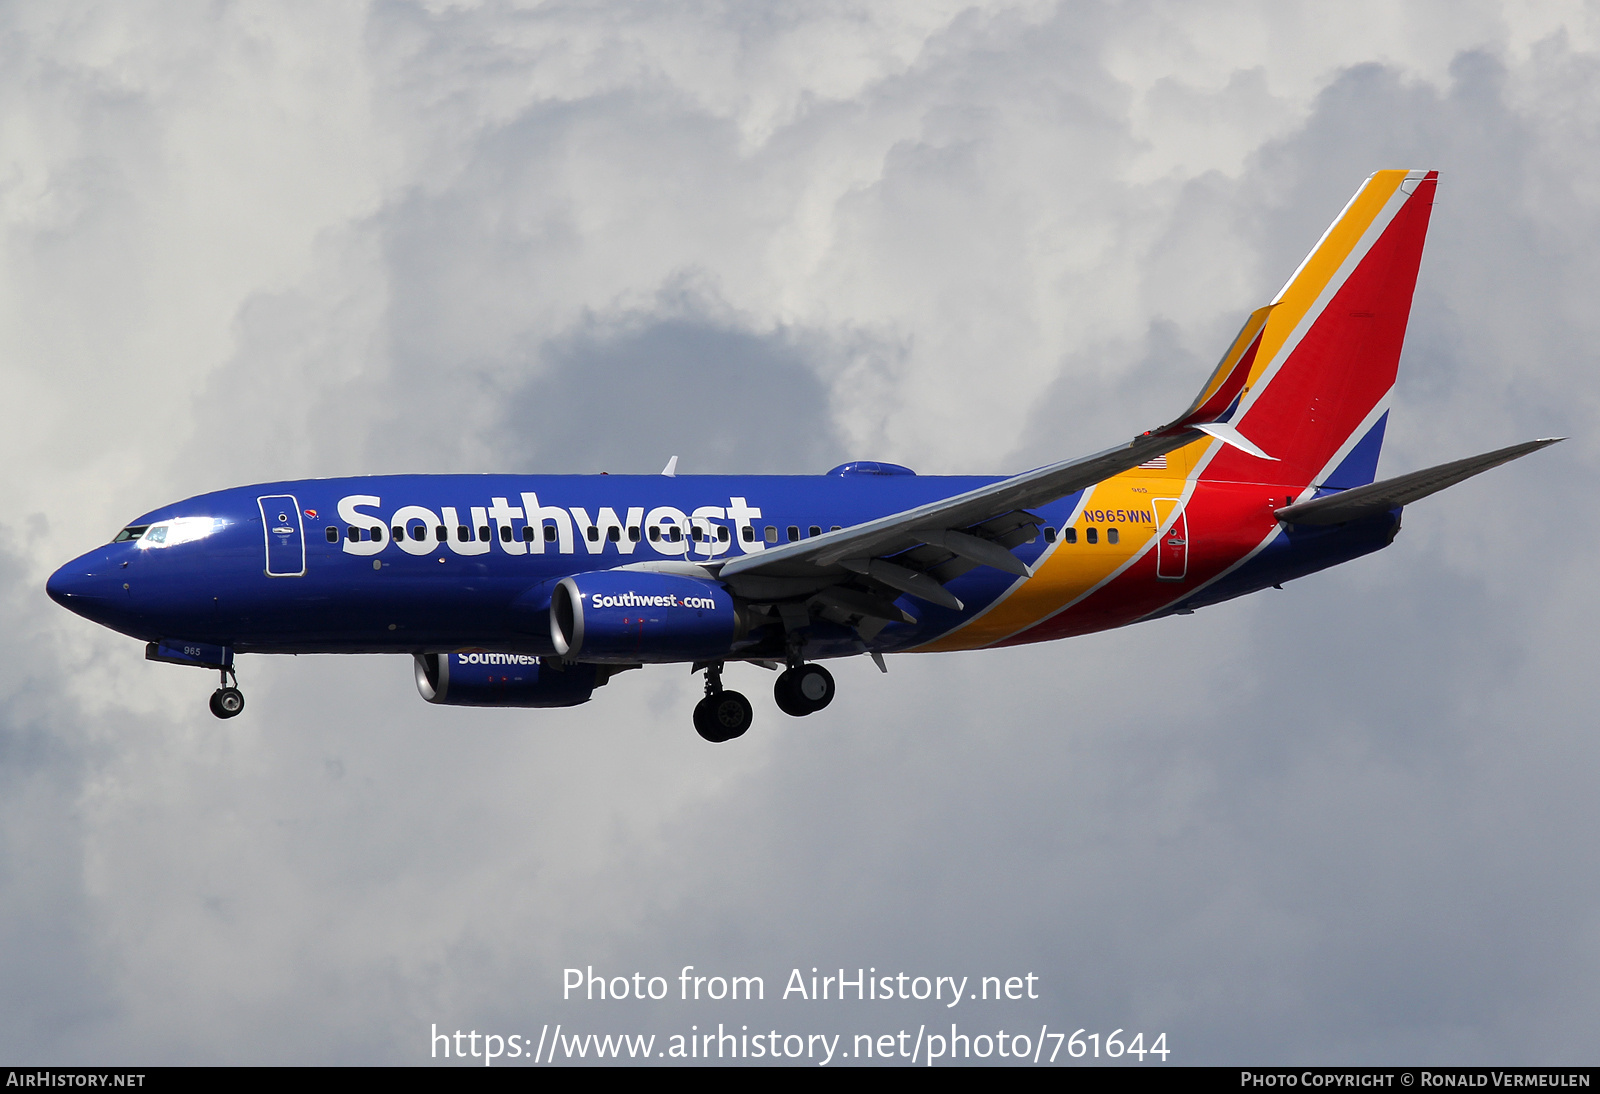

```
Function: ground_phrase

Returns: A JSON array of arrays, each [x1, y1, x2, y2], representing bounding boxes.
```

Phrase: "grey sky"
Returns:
[[2, 0, 1596, 1065]]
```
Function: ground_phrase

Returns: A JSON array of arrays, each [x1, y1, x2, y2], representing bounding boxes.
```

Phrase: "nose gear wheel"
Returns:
[[208, 667, 245, 719], [209, 686, 245, 719]]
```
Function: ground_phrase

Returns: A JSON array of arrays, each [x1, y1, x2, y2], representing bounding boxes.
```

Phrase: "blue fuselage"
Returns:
[[47, 471, 1398, 664], [48, 473, 1041, 660]]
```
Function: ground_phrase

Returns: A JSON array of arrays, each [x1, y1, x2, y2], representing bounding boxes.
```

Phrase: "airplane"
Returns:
[[47, 169, 1560, 743]]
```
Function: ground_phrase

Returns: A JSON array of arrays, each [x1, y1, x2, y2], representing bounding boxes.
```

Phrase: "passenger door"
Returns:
[[1152, 497, 1188, 581], [257, 494, 307, 577]]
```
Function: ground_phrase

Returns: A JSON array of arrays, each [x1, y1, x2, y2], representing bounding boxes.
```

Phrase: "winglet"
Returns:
[[661, 455, 678, 477], [1166, 305, 1273, 432]]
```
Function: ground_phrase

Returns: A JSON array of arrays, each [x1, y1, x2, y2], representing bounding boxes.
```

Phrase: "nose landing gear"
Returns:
[[774, 662, 835, 717], [692, 662, 752, 743], [209, 667, 245, 719]]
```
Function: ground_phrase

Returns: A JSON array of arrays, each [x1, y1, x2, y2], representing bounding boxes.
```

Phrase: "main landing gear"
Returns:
[[209, 667, 245, 720], [693, 662, 752, 743], [691, 659, 836, 742], [774, 662, 835, 717]]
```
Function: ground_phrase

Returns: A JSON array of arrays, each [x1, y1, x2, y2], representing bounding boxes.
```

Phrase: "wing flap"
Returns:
[[715, 305, 1298, 621], [717, 427, 1199, 583]]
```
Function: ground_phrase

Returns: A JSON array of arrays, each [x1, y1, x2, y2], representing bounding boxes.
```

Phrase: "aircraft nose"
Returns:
[[47, 553, 116, 613]]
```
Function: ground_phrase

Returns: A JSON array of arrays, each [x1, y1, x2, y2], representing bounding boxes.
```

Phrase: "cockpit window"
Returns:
[[113, 526, 149, 543], [135, 517, 221, 550]]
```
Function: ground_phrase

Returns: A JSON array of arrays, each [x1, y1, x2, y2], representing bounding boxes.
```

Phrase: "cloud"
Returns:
[[2, 0, 1598, 1064]]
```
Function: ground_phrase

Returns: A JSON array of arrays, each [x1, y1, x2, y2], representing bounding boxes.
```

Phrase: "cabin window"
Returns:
[[1085, 527, 1098, 544], [544, 526, 557, 542], [691, 526, 704, 542], [392, 526, 404, 541], [457, 526, 470, 541], [628, 527, 641, 542], [717, 526, 729, 542], [371, 527, 383, 543], [649, 526, 661, 542], [326, 527, 338, 542], [586, 526, 599, 542], [809, 525, 822, 538], [742, 526, 754, 542], [435, 526, 447, 542], [1064, 527, 1077, 544], [607, 526, 621, 542], [522, 527, 535, 542], [669, 527, 682, 542], [346, 527, 358, 541], [1043, 527, 1057, 543], [765, 526, 778, 543], [500, 526, 512, 542], [1107, 527, 1119, 545], [477, 526, 489, 541], [831, 525, 842, 532], [786, 525, 799, 542]]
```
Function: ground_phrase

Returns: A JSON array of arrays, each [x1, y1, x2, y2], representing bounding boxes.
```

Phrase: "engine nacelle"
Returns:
[[550, 570, 741, 663], [414, 651, 599, 707]]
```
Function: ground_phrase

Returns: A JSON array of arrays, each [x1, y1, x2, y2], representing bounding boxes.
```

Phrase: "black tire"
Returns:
[[209, 687, 245, 719], [775, 664, 834, 716], [694, 691, 752, 742], [774, 670, 809, 717], [693, 696, 724, 742], [793, 664, 835, 712]]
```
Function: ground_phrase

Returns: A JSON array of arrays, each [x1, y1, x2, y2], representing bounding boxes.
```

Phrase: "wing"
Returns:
[[714, 307, 1278, 620]]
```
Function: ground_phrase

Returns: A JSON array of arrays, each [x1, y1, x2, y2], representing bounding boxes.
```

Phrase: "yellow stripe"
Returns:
[[1245, 170, 1408, 389], [911, 471, 1195, 652], [917, 173, 1411, 653]]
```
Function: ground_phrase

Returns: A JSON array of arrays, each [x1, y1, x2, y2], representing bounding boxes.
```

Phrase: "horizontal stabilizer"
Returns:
[[1275, 438, 1563, 525], [1194, 421, 1276, 461]]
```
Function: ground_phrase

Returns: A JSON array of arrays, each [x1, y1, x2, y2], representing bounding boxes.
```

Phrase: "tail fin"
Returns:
[[1199, 169, 1438, 489]]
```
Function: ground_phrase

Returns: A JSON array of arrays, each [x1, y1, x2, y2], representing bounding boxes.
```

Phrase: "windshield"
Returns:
[[135, 517, 222, 550]]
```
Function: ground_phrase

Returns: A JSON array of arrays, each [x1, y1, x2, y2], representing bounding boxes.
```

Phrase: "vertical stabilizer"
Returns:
[[1200, 169, 1437, 489]]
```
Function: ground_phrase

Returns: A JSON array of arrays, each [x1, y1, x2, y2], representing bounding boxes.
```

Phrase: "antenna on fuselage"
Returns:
[[661, 455, 678, 477]]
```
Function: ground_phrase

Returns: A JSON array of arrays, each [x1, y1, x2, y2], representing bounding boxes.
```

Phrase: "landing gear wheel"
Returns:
[[694, 690, 753, 743], [774, 664, 835, 716], [209, 686, 245, 719]]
